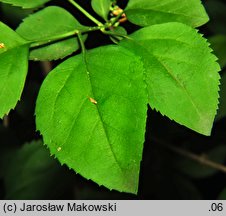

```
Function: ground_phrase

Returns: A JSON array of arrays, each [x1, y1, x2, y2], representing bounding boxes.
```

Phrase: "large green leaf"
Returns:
[[91, 0, 111, 21], [4, 140, 72, 199], [120, 22, 220, 135], [125, 0, 209, 27], [0, 22, 29, 118], [36, 45, 147, 194], [0, 0, 51, 8], [16, 6, 87, 61], [1, 3, 34, 27]]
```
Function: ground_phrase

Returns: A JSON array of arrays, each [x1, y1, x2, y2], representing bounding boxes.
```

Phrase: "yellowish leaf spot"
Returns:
[[89, 97, 97, 105], [0, 43, 5, 48], [57, 147, 62, 152]]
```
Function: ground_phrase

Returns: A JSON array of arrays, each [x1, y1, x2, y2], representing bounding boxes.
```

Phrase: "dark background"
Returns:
[[0, 0, 226, 199]]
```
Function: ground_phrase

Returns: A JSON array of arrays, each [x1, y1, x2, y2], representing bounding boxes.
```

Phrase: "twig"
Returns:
[[3, 115, 9, 128], [152, 137, 226, 174], [40, 61, 52, 76]]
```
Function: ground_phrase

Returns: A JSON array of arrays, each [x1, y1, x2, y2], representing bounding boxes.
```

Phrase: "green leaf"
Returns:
[[0, 0, 51, 8], [1, 3, 34, 27], [0, 22, 29, 118], [4, 140, 72, 199], [16, 6, 87, 61], [216, 73, 226, 120], [209, 35, 226, 68], [125, 0, 209, 27], [173, 145, 226, 178], [29, 37, 87, 61], [36, 45, 147, 194], [91, 0, 111, 21], [120, 22, 220, 135]]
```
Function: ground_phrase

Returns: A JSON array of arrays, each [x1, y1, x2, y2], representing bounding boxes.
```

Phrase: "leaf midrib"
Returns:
[[49, 57, 124, 174], [83, 57, 124, 173]]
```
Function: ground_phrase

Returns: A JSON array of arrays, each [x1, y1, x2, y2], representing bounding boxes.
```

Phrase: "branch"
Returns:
[[30, 26, 100, 48], [152, 137, 226, 174], [3, 115, 9, 127]]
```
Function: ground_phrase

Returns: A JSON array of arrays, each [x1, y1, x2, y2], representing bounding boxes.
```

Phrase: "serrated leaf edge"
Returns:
[[0, 0, 48, 9]]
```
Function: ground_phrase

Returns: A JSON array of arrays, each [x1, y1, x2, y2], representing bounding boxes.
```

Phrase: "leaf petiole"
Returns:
[[30, 26, 100, 48], [110, 10, 125, 26], [77, 32, 86, 57], [67, 0, 104, 27], [102, 29, 131, 40]]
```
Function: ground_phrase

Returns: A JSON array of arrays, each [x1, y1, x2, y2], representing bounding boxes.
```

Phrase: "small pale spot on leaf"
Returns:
[[89, 97, 97, 105], [0, 43, 5, 48], [57, 147, 62, 152]]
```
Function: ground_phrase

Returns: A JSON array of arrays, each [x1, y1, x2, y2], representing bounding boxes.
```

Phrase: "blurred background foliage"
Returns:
[[0, 0, 226, 200]]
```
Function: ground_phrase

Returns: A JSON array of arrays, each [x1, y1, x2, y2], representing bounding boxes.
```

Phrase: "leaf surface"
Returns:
[[91, 0, 111, 21], [0, 22, 29, 118], [0, 0, 51, 8], [120, 22, 220, 135], [1, 3, 34, 27], [36, 45, 147, 193], [125, 0, 209, 27], [16, 6, 87, 61]]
